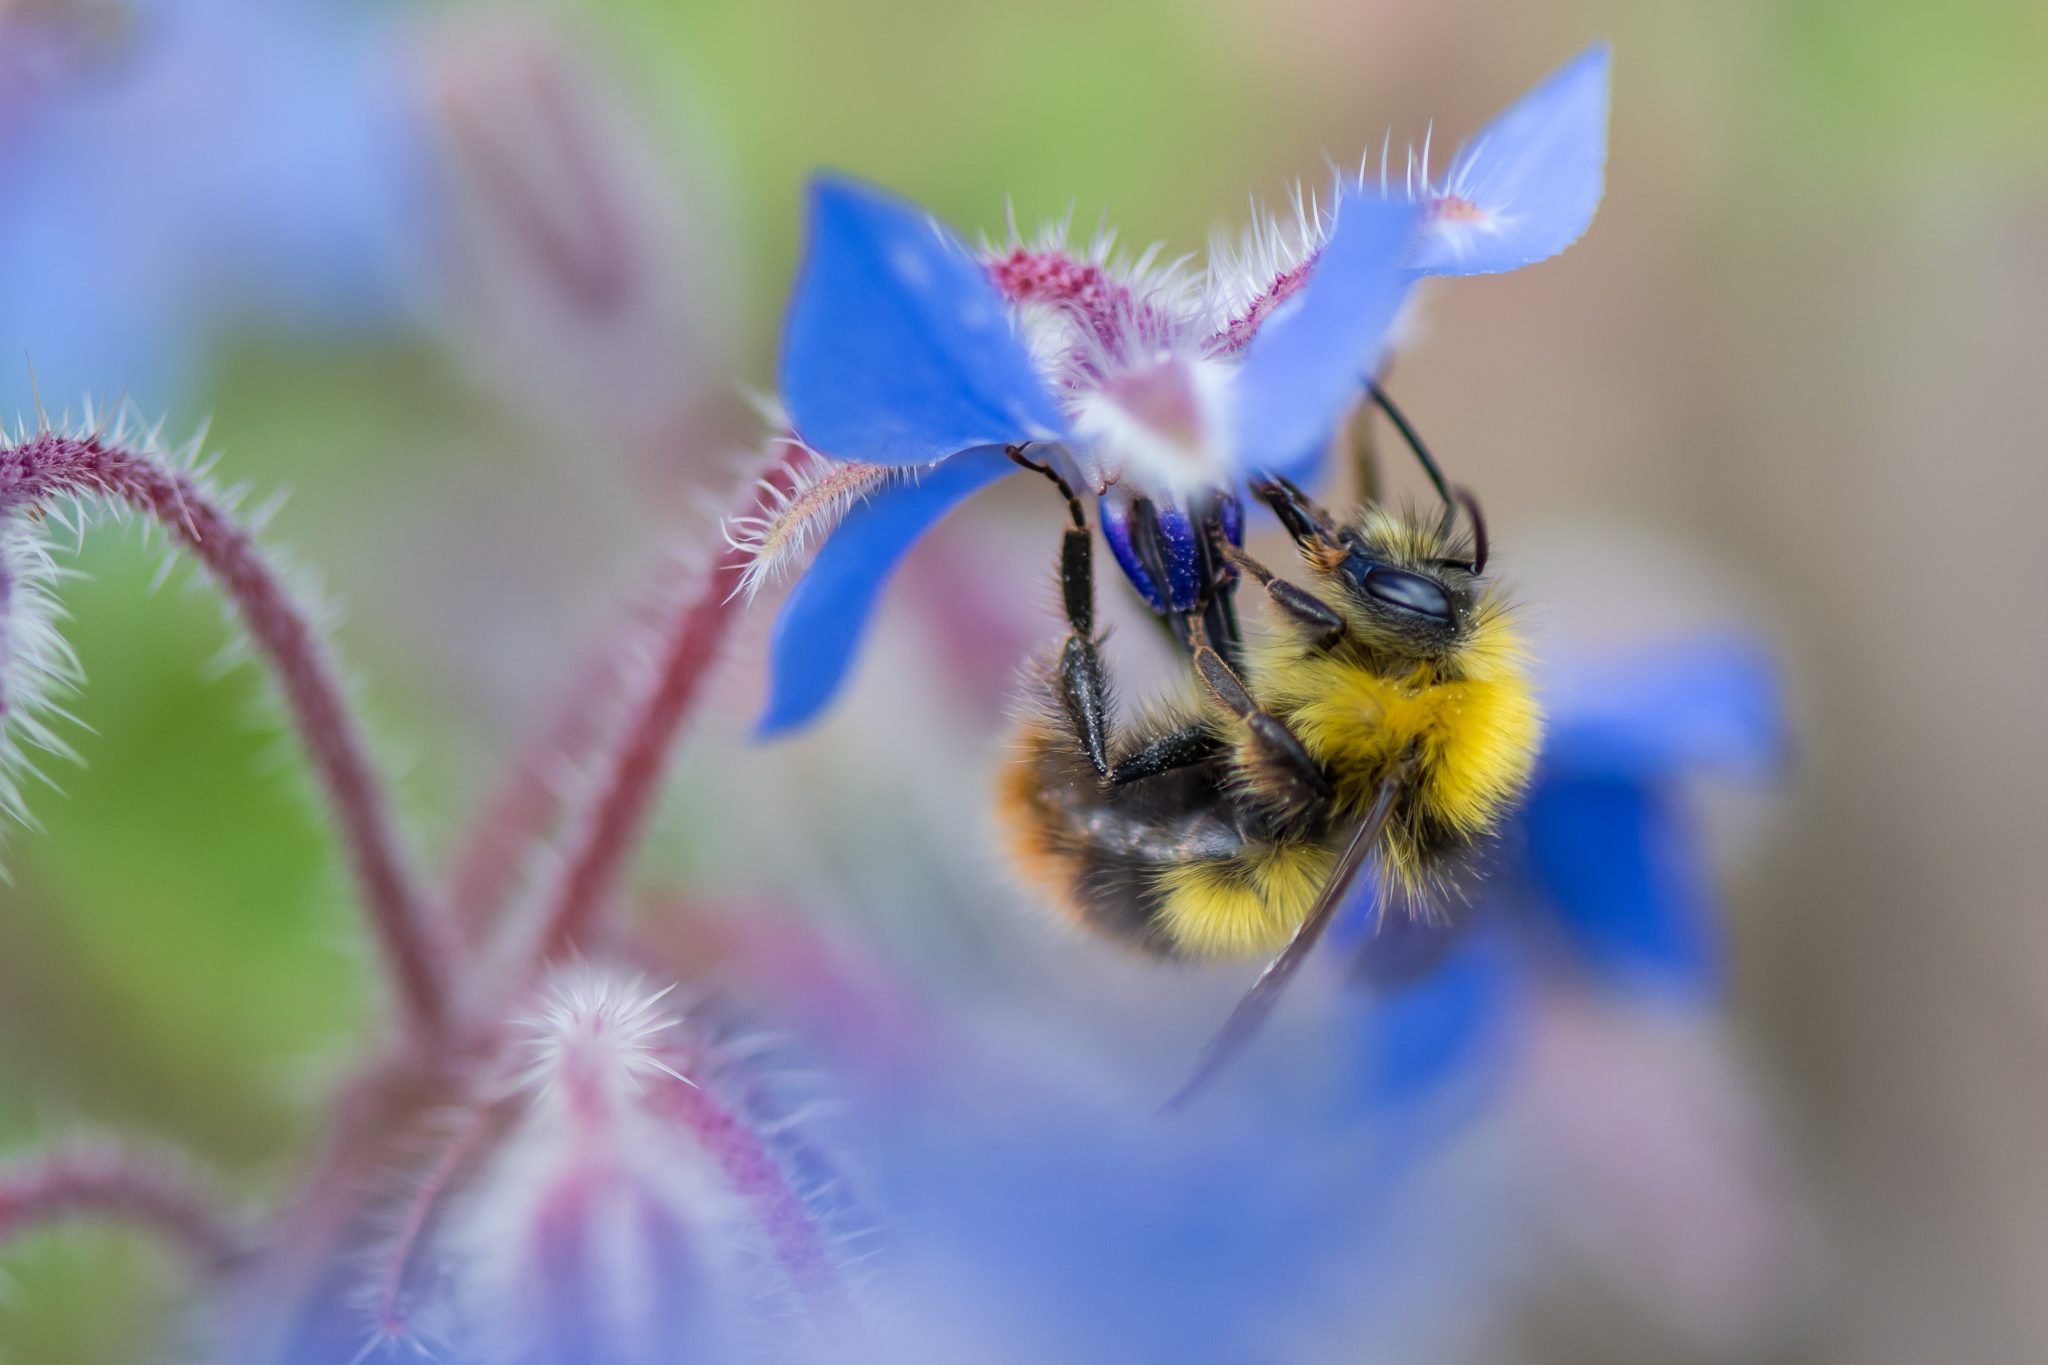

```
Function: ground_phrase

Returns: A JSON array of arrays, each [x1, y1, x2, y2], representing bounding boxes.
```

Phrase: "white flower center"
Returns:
[[1067, 352, 1234, 501]]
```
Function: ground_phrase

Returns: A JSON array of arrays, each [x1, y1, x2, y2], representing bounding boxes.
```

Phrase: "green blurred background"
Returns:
[[3, 0, 2046, 1360]]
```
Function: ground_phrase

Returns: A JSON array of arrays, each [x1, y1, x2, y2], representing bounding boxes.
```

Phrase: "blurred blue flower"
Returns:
[[1513, 637, 1780, 991], [85, 630, 1777, 1365], [752, 45, 1610, 736], [232, 967, 863, 1365], [0, 0, 429, 416]]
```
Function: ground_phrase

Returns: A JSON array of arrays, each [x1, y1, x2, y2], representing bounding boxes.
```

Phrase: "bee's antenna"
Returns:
[[1365, 380, 1455, 510], [1455, 486, 1489, 576], [1368, 381, 1487, 572]]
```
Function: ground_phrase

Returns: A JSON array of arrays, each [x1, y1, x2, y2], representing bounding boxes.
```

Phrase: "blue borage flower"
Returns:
[[746, 44, 1610, 736]]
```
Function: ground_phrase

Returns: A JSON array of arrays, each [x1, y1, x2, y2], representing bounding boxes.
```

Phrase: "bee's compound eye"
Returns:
[[1361, 565, 1454, 622]]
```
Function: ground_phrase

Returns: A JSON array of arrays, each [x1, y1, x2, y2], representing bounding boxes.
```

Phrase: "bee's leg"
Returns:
[[1248, 476, 1343, 551], [1190, 639, 1332, 814], [1009, 447, 1225, 787], [1051, 513, 1222, 784], [1223, 545, 1348, 652], [1191, 500, 1243, 668], [1007, 448, 1118, 779], [1110, 724, 1222, 786], [1055, 534, 1226, 783], [1051, 530, 1120, 778]]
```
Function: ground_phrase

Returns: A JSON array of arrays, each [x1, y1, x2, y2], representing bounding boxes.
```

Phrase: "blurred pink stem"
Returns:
[[231, 1053, 441, 1362], [368, 1104, 506, 1340], [655, 1076, 844, 1314], [0, 431, 452, 1043], [445, 644, 631, 946], [520, 444, 803, 970], [0, 1144, 243, 1268]]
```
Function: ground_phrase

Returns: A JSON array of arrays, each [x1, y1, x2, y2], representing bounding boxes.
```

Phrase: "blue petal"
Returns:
[[1343, 924, 1517, 1119], [779, 175, 1066, 466], [1520, 773, 1719, 991], [1229, 195, 1419, 480], [1543, 635, 1783, 781], [756, 446, 1017, 737], [1409, 43, 1611, 277]]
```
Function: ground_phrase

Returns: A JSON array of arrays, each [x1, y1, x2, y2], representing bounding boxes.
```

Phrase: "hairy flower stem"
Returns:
[[0, 1144, 244, 1268], [368, 1103, 508, 1340], [519, 443, 803, 974], [0, 431, 453, 1042], [445, 610, 646, 947], [231, 1053, 449, 1362], [443, 663, 610, 945], [654, 1076, 846, 1316]]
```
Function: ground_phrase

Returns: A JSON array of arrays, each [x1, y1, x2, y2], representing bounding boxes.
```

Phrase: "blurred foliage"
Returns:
[[0, 1234, 182, 1365], [599, 0, 1287, 359], [1763, 0, 2048, 169], [0, 535, 343, 1361]]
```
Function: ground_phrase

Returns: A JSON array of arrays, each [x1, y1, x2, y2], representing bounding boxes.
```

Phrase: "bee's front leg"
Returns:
[[1223, 544, 1349, 652], [1249, 476, 1344, 553], [1008, 447, 1114, 779], [1011, 447, 1220, 787]]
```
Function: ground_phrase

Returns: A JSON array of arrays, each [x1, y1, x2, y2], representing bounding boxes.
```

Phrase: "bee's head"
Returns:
[[1250, 474, 1491, 662], [1327, 504, 1484, 656], [1247, 387, 1504, 664]]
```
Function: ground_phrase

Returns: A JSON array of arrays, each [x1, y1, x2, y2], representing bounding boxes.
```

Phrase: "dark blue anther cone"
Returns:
[[1217, 492, 1244, 549], [1155, 508, 1203, 611], [1099, 498, 1167, 612], [1100, 494, 1246, 615]]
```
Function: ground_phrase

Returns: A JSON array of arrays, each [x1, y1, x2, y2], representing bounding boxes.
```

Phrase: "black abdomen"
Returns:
[[996, 714, 1251, 956]]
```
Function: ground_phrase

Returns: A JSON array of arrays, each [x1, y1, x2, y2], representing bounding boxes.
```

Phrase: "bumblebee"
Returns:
[[994, 388, 1542, 1101]]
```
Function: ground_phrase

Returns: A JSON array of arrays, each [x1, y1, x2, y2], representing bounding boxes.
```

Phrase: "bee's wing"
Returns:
[[1160, 764, 1412, 1115]]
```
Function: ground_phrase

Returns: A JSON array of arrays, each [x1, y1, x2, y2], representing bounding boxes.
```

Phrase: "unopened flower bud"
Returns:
[[415, 14, 732, 460]]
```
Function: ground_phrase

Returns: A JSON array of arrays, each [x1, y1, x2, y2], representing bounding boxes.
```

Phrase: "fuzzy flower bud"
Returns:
[[403, 967, 849, 1364]]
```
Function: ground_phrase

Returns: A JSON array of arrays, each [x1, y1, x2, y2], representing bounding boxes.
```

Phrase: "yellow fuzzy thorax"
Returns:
[[1151, 585, 1541, 958], [1110, 505, 1543, 961], [1155, 540, 1540, 957], [1253, 597, 1542, 837]]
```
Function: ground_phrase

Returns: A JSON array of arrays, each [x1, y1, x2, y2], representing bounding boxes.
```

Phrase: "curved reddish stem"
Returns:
[[444, 587, 671, 948], [229, 1052, 448, 1363], [367, 1103, 508, 1340], [445, 648, 627, 947], [652, 1075, 844, 1315], [0, 1143, 244, 1268], [519, 443, 803, 971], [0, 430, 452, 1042]]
